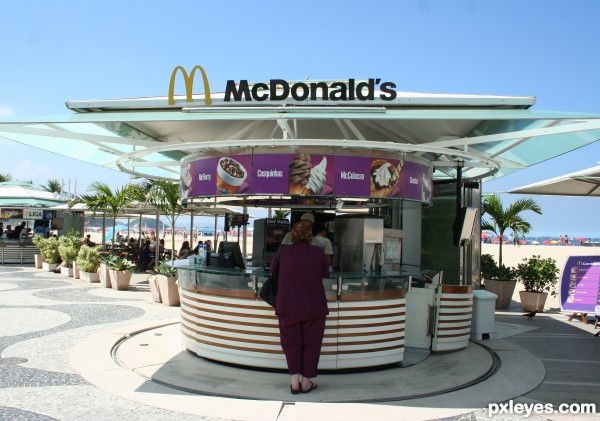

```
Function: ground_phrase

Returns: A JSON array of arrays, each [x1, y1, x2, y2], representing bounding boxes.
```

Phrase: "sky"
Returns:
[[1, 0, 600, 237]]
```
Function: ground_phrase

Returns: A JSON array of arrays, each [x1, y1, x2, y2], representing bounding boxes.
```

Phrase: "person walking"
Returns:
[[270, 219, 329, 395]]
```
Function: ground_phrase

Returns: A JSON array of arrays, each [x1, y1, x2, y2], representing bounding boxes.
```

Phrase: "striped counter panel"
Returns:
[[0, 244, 38, 264], [180, 287, 339, 370], [431, 285, 473, 352], [180, 287, 406, 370], [335, 298, 406, 369]]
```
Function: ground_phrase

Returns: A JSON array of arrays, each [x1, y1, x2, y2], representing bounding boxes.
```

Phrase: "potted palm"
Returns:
[[108, 256, 136, 290], [515, 255, 560, 312], [58, 229, 82, 277], [481, 253, 517, 309], [76, 245, 102, 283], [481, 194, 542, 268], [38, 236, 60, 271], [149, 261, 179, 306]]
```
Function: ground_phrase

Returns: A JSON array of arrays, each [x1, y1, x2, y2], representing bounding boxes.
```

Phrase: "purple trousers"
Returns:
[[278, 313, 326, 378]]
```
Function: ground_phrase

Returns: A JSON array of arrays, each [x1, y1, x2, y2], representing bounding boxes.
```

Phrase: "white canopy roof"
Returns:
[[1, 89, 600, 183], [508, 164, 600, 197]]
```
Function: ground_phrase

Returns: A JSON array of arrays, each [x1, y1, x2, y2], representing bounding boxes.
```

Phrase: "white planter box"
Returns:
[[42, 262, 57, 272], [80, 270, 100, 283], [73, 262, 80, 279], [158, 275, 180, 306], [109, 269, 132, 290], [34, 254, 44, 269], [60, 266, 73, 277], [99, 263, 111, 288], [149, 276, 162, 303]]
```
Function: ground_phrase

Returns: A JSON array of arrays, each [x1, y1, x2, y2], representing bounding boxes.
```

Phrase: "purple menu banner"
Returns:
[[560, 256, 600, 313], [180, 153, 432, 203]]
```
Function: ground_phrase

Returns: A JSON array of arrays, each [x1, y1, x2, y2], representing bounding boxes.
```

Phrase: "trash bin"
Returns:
[[471, 289, 497, 340]]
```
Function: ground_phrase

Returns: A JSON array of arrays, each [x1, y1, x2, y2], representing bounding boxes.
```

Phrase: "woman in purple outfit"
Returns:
[[270, 219, 329, 394]]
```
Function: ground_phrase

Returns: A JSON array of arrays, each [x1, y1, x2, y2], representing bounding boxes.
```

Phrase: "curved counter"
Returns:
[[177, 265, 409, 370], [0, 240, 38, 264]]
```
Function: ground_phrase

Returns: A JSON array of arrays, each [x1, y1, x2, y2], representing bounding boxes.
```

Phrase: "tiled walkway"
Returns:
[[1, 265, 598, 420]]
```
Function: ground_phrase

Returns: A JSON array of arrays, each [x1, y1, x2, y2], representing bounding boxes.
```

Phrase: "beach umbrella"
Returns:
[[508, 164, 600, 197], [531, 240, 540, 245]]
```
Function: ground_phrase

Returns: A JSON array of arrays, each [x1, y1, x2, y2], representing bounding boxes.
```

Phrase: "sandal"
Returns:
[[290, 385, 300, 395], [301, 381, 318, 393]]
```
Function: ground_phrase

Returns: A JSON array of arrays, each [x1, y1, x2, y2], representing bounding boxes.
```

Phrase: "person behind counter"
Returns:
[[270, 219, 329, 395], [10, 222, 26, 239], [313, 224, 333, 267], [0, 222, 3, 237]]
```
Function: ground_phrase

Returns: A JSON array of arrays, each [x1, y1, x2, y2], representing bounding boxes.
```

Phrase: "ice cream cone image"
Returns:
[[288, 154, 328, 195], [216, 157, 247, 194], [306, 156, 327, 195], [370, 159, 399, 197], [288, 154, 312, 194]]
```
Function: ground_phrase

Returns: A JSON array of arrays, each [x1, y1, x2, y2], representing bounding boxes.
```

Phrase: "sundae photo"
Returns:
[[216, 157, 248, 194], [370, 159, 399, 197], [288, 154, 329, 195]]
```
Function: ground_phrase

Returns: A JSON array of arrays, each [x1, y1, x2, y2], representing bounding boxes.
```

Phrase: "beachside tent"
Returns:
[[0, 181, 69, 207], [507, 164, 600, 197]]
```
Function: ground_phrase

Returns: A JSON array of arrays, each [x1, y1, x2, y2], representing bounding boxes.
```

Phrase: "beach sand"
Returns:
[[86, 231, 253, 256], [482, 243, 600, 312]]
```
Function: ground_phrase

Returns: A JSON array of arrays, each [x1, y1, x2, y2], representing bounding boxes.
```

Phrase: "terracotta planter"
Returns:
[[109, 269, 132, 290], [42, 262, 58, 272], [72, 262, 80, 279], [149, 276, 162, 303], [34, 254, 44, 269], [60, 266, 74, 277], [519, 291, 549, 312], [99, 263, 111, 288], [157, 275, 180, 306], [80, 270, 100, 283], [483, 279, 517, 309]]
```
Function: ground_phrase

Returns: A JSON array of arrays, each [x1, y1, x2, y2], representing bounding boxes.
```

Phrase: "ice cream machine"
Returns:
[[334, 216, 402, 273], [335, 217, 383, 273], [252, 218, 290, 269]]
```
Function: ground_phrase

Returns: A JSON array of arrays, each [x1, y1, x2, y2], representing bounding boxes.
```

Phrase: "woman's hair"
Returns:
[[290, 220, 313, 244], [180, 241, 190, 250]]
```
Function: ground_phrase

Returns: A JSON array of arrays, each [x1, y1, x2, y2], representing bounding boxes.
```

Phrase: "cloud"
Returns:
[[0, 107, 16, 118], [12, 160, 55, 183]]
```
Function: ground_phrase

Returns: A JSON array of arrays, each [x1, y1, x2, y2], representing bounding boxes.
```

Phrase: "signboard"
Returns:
[[0, 208, 24, 219], [180, 153, 432, 203], [24, 209, 45, 219], [560, 256, 600, 313], [168, 65, 398, 105]]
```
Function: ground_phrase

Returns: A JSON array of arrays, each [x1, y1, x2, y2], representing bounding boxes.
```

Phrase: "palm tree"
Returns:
[[481, 194, 542, 267], [144, 180, 184, 260], [0, 173, 12, 182], [44, 179, 63, 193], [79, 182, 136, 244], [273, 210, 290, 220]]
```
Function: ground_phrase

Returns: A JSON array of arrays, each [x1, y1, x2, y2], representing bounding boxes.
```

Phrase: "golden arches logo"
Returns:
[[168, 65, 212, 106]]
